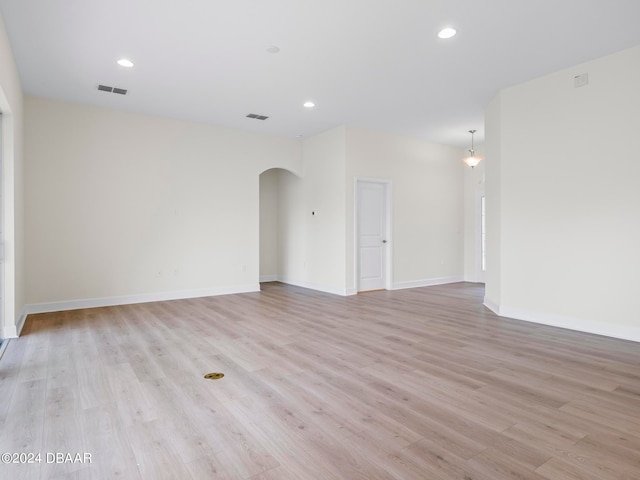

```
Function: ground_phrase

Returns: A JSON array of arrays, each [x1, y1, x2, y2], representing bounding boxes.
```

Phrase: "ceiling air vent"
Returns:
[[246, 113, 269, 120], [97, 84, 128, 95]]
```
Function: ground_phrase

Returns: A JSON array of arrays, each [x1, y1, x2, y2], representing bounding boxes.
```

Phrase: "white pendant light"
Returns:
[[463, 129, 482, 168]]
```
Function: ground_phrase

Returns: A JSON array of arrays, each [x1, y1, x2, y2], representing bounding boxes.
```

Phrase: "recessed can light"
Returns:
[[303, 101, 315, 108], [438, 27, 457, 39], [117, 58, 134, 67]]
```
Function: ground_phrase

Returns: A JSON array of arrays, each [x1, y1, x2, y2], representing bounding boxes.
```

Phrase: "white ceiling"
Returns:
[[2, 0, 640, 147]]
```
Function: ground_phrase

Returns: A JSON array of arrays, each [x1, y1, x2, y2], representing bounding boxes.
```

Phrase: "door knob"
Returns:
[[382, 240, 388, 243]]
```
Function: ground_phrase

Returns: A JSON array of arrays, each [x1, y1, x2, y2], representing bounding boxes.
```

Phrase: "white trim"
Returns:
[[16, 310, 26, 336], [259, 274, 279, 283], [392, 276, 464, 291], [277, 277, 354, 296], [1, 324, 16, 338], [0, 113, 4, 332], [0, 109, 17, 340], [483, 296, 500, 314], [1, 310, 23, 338], [486, 302, 640, 343], [24, 284, 260, 315]]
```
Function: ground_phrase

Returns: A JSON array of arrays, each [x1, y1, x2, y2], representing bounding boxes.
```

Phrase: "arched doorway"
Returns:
[[259, 168, 301, 285]]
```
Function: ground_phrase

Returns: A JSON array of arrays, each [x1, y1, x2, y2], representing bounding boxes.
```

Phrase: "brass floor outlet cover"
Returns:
[[204, 372, 224, 380]]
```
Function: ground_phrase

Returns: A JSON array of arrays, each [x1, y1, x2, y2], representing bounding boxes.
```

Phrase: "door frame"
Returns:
[[354, 177, 392, 292], [0, 113, 4, 337]]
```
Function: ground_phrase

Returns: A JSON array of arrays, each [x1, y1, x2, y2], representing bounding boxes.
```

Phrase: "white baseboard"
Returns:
[[16, 311, 27, 336], [483, 297, 500, 315], [277, 275, 464, 296], [391, 275, 464, 291], [488, 303, 640, 343], [24, 284, 261, 315], [259, 274, 279, 283], [277, 277, 352, 297], [0, 311, 27, 339], [0, 326, 16, 338]]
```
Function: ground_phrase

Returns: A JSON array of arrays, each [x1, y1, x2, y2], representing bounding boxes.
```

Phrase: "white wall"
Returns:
[[345, 127, 465, 291], [277, 168, 307, 286], [463, 146, 485, 283], [485, 45, 640, 341], [0, 13, 25, 338], [278, 126, 347, 294], [275, 126, 465, 294], [484, 95, 502, 310], [25, 96, 301, 310], [259, 169, 279, 281]]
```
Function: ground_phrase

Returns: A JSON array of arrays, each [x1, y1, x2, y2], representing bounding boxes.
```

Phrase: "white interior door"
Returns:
[[357, 180, 389, 292]]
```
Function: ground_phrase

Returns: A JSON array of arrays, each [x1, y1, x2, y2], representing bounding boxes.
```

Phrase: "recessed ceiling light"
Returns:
[[303, 101, 315, 108], [266, 46, 280, 54], [117, 58, 134, 67], [438, 27, 457, 39]]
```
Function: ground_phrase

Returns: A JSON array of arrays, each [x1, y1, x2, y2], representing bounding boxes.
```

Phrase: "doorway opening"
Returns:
[[0, 113, 3, 342], [259, 168, 301, 286]]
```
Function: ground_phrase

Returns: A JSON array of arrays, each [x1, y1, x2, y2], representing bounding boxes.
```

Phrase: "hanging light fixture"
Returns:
[[463, 129, 482, 168]]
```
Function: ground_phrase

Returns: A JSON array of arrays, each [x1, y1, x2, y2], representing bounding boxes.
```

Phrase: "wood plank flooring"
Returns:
[[0, 282, 639, 479]]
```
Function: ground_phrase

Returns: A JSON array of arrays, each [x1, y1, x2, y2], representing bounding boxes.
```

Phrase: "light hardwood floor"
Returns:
[[0, 282, 639, 479]]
